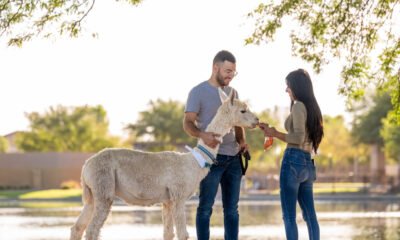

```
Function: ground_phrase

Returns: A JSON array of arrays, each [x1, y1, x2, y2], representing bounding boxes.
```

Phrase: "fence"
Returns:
[[0, 152, 93, 189]]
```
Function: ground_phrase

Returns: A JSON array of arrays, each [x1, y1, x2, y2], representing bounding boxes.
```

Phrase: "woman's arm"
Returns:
[[258, 123, 287, 143]]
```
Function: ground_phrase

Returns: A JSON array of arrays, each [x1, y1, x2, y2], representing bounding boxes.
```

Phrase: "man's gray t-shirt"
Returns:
[[185, 81, 239, 156]]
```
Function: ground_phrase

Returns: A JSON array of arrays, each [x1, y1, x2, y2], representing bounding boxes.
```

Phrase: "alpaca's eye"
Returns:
[[240, 110, 246, 113]]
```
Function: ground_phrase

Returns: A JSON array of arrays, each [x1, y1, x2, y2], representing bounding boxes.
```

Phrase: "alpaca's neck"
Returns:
[[197, 112, 232, 158]]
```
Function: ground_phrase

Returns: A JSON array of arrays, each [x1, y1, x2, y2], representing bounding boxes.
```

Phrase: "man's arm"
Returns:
[[183, 112, 202, 138], [183, 112, 221, 148]]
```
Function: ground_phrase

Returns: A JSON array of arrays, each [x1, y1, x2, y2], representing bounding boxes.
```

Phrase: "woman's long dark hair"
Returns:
[[286, 69, 324, 153]]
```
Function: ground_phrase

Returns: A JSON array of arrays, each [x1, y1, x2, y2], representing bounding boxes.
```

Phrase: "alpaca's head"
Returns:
[[217, 88, 259, 129]]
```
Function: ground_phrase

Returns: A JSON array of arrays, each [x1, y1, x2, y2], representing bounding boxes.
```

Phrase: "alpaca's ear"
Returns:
[[218, 88, 228, 103], [229, 90, 236, 105]]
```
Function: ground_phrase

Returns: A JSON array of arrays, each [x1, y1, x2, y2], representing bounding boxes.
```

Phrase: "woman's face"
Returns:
[[286, 83, 295, 101]]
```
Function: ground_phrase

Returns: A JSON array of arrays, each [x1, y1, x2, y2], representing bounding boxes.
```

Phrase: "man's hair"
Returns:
[[213, 50, 236, 64]]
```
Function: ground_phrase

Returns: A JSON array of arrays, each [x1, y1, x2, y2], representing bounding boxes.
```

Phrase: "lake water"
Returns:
[[0, 198, 399, 240]]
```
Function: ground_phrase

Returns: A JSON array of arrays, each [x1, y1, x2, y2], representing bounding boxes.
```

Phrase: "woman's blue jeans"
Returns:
[[280, 148, 319, 240], [196, 154, 242, 240]]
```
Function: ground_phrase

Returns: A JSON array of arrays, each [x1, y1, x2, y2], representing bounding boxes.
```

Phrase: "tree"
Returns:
[[351, 92, 392, 184], [0, 136, 8, 152], [319, 115, 355, 166], [126, 99, 196, 151], [318, 115, 369, 179], [381, 113, 400, 162], [16, 105, 121, 152], [247, 0, 400, 122], [352, 93, 392, 146], [0, 0, 141, 46]]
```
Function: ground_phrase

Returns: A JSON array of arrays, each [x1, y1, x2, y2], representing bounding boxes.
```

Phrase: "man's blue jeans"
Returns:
[[196, 154, 242, 240], [280, 148, 319, 240]]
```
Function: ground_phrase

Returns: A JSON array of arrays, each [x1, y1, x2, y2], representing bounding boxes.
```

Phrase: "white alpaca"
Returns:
[[70, 88, 259, 240]]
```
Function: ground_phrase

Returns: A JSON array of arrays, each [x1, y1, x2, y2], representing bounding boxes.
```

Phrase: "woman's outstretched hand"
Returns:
[[258, 122, 268, 131], [258, 122, 276, 137]]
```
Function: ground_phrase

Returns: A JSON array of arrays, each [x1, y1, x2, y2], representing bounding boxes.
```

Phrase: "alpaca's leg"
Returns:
[[173, 199, 189, 240], [84, 172, 115, 240], [84, 196, 113, 240], [70, 203, 94, 240], [162, 201, 175, 240]]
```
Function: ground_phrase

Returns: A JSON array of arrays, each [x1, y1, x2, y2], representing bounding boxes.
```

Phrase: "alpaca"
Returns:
[[70, 88, 259, 240]]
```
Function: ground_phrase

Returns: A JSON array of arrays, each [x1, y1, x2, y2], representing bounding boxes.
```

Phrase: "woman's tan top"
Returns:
[[284, 101, 312, 152]]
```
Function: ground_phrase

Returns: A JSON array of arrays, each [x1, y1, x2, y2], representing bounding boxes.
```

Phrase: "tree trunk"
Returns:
[[370, 144, 386, 186]]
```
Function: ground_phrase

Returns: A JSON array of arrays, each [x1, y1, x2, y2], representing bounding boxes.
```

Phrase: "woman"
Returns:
[[259, 69, 323, 240]]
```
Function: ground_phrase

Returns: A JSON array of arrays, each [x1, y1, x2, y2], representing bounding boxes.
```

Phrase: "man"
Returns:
[[183, 50, 249, 240]]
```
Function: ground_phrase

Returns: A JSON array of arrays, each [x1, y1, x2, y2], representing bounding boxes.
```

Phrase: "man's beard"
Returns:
[[216, 73, 228, 86]]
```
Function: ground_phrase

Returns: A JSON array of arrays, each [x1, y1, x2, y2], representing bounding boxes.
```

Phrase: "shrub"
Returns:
[[60, 180, 81, 190]]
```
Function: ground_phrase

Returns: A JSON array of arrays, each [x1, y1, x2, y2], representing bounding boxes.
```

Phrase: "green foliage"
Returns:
[[381, 113, 400, 161], [384, 68, 400, 123], [351, 93, 392, 146], [126, 99, 196, 151], [0, 136, 8, 152], [247, 0, 400, 121], [318, 115, 369, 168], [0, 0, 142, 46], [15, 105, 121, 152]]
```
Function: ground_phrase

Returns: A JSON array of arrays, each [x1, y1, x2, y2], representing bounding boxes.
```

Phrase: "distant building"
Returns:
[[3, 131, 22, 153]]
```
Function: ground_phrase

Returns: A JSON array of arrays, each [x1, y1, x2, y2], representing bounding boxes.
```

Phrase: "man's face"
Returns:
[[215, 61, 237, 87]]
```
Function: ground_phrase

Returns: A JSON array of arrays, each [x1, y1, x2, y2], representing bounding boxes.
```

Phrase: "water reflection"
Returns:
[[0, 200, 399, 239]]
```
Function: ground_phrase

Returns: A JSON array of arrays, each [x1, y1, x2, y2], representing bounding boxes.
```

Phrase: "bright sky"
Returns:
[[1, 0, 349, 137]]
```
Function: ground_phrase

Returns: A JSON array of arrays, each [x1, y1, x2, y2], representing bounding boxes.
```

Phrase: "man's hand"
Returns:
[[200, 132, 221, 148], [239, 141, 249, 153]]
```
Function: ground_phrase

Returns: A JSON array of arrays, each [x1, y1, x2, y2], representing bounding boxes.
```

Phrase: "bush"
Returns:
[[60, 180, 81, 190]]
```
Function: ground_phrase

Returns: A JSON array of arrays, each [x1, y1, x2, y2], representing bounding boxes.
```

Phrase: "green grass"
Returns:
[[19, 201, 81, 208], [314, 182, 369, 194], [314, 182, 369, 188], [0, 189, 82, 200], [0, 190, 29, 199], [0, 182, 370, 200], [270, 182, 369, 195]]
